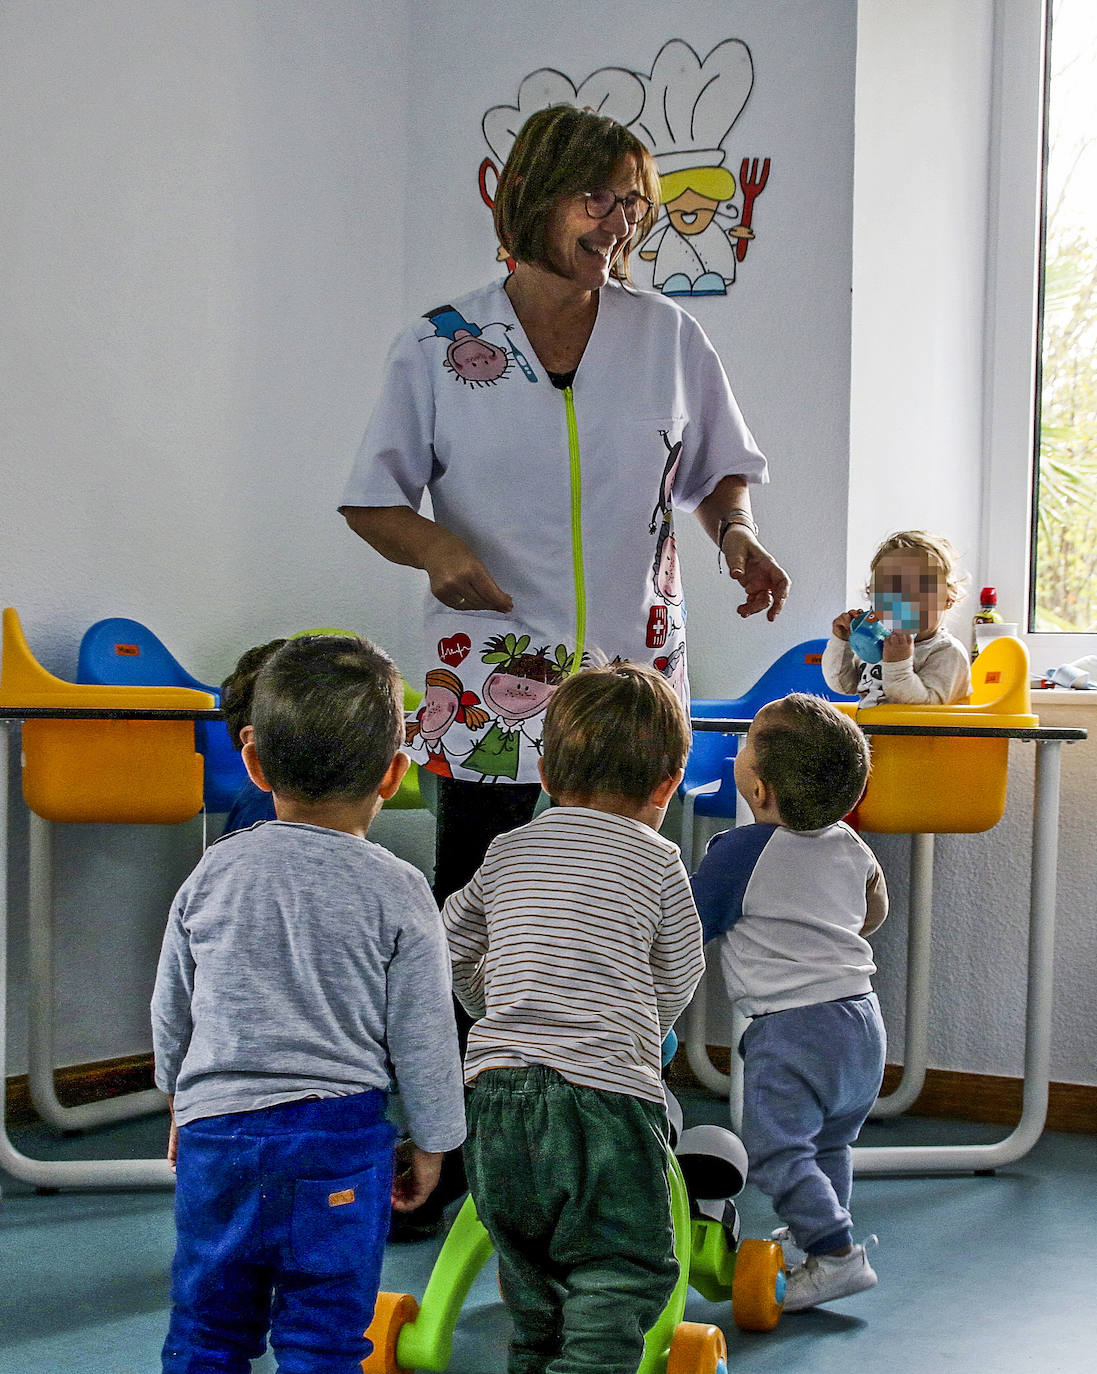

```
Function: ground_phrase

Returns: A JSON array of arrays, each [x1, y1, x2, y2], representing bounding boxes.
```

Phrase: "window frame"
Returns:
[[983, 0, 1097, 665]]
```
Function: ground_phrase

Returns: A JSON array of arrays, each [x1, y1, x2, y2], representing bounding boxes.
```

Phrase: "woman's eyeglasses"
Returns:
[[581, 189, 652, 225]]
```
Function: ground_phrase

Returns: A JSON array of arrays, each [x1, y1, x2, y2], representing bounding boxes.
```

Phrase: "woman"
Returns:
[[340, 105, 789, 900]]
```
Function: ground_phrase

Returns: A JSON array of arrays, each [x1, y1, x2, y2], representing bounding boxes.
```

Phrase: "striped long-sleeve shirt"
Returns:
[[442, 807, 705, 1104]]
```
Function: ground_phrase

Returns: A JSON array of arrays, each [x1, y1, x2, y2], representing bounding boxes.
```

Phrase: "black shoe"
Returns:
[[387, 1201, 443, 1243]]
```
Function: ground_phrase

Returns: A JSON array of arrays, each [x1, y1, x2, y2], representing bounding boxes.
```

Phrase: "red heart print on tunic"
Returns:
[[438, 634, 472, 667]]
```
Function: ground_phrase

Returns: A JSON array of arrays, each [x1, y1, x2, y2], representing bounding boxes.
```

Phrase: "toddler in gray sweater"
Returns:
[[152, 634, 464, 1374]]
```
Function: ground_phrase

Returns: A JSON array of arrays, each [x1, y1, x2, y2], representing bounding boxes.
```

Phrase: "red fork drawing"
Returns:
[[479, 157, 515, 272], [737, 157, 770, 262]]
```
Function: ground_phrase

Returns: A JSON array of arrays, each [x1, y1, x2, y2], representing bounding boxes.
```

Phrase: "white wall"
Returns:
[[845, 1, 1095, 1086], [2, 0, 857, 1072], [2, 1, 1093, 1092], [1, 0, 417, 1068], [848, 0, 992, 617]]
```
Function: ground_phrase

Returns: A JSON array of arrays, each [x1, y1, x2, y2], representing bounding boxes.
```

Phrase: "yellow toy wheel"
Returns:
[[732, 1238, 786, 1332], [361, 1291, 419, 1373], [666, 1321, 728, 1374]]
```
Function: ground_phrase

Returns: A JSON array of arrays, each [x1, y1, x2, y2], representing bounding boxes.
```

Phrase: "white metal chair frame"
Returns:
[[682, 718, 1085, 1177], [0, 711, 1085, 1191]]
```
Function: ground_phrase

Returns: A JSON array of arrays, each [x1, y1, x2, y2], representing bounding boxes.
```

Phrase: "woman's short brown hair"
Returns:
[[493, 105, 660, 283], [541, 662, 689, 804]]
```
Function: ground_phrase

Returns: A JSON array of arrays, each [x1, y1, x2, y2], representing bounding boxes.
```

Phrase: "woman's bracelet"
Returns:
[[717, 510, 758, 571]]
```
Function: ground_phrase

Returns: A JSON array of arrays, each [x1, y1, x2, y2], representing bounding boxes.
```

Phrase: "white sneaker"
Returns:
[[782, 1236, 878, 1312], [770, 1225, 806, 1266]]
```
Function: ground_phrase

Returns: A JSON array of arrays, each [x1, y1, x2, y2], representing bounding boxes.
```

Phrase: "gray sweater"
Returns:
[[151, 820, 466, 1152]]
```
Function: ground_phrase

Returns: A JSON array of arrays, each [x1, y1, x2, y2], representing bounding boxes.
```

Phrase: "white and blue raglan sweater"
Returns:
[[690, 821, 888, 1019]]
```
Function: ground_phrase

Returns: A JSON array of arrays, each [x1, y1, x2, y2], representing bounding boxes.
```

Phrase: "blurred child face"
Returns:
[[871, 549, 949, 639]]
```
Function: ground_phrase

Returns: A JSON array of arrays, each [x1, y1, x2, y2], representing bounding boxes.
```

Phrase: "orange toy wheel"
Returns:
[[666, 1321, 728, 1374], [361, 1291, 419, 1373], [731, 1238, 786, 1332]]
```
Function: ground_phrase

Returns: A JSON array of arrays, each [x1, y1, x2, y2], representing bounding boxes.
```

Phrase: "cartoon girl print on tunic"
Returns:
[[653, 641, 688, 699], [422, 304, 537, 386], [648, 430, 685, 649], [463, 635, 576, 781], [405, 667, 490, 779]]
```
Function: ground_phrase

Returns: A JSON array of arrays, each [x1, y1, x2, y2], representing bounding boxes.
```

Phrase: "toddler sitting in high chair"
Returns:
[[823, 529, 972, 705]]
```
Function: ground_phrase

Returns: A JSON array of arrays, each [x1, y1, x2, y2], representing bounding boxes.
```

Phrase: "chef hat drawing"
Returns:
[[482, 66, 646, 166], [636, 39, 754, 175]]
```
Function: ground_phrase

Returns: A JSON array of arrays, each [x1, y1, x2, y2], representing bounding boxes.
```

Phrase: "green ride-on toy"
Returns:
[[363, 1121, 785, 1373]]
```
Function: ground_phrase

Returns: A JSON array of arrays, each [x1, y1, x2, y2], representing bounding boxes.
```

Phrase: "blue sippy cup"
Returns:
[[849, 595, 921, 663], [849, 610, 890, 664]]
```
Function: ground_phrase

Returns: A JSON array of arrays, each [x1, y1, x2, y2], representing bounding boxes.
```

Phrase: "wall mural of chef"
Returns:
[[477, 39, 769, 301]]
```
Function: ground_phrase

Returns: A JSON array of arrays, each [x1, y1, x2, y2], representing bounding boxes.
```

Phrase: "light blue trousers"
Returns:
[[741, 992, 885, 1254]]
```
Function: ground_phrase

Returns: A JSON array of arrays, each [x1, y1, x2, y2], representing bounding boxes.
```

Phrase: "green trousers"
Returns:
[[464, 1065, 678, 1374]]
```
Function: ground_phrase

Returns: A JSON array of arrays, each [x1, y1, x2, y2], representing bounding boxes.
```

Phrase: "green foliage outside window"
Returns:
[[1034, 0, 1097, 632]]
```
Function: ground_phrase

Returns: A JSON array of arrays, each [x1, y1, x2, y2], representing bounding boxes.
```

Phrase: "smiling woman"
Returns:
[[340, 103, 790, 903]]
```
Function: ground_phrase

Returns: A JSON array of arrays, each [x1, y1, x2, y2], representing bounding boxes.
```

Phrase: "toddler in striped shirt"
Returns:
[[443, 663, 705, 1374]]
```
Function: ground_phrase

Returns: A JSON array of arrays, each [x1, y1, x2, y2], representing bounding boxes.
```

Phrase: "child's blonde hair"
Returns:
[[867, 530, 967, 607], [541, 663, 690, 804]]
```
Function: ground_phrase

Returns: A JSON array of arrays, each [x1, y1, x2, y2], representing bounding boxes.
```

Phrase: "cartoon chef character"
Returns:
[[635, 39, 760, 297]]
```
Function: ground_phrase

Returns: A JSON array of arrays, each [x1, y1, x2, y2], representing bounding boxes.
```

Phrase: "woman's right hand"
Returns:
[[343, 505, 513, 613], [422, 527, 514, 613], [832, 609, 862, 641]]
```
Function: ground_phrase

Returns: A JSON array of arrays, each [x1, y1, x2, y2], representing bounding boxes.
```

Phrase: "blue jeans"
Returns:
[[741, 993, 885, 1255], [163, 1091, 395, 1374]]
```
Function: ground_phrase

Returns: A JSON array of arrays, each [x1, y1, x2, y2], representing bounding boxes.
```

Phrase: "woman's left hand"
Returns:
[[719, 527, 790, 621]]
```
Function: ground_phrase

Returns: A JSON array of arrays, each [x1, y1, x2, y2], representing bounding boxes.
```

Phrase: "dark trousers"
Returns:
[[163, 1092, 394, 1374], [432, 776, 543, 904], [399, 777, 541, 1225], [465, 1066, 678, 1374]]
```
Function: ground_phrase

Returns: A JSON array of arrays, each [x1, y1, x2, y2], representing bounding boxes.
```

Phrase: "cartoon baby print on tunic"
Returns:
[[649, 430, 684, 608], [421, 304, 537, 386], [645, 429, 690, 697], [654, 641, 688, 699], [405, 668, 490, 779], [463, 635, 576, 781]]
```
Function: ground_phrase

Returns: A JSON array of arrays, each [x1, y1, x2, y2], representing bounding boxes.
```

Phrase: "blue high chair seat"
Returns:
[[681, 639, 855, 868], [77, 617, 246, 813]]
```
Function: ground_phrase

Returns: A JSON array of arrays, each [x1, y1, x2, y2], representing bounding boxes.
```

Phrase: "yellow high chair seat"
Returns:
[[840, 635, 1037, 834], [1, 607, 213, 824]]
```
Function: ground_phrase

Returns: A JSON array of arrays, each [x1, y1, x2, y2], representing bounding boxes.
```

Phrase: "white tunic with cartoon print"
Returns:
[[341, 278, 767, 785]]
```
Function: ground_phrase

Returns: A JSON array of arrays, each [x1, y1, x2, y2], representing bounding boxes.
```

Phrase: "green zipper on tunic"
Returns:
[[563, 386, 586, 673]]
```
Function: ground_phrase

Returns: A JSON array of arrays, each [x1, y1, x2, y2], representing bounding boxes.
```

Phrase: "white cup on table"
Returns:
[[974, 621, 1019, 653]]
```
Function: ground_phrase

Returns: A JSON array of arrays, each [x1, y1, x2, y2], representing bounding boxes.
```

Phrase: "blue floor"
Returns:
[[1, 1090, 1094, 1372]]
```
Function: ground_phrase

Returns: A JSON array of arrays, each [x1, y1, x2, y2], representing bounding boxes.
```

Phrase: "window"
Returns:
[[983, 0, 1096, 665], [1032, 0, 1097, 634]]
